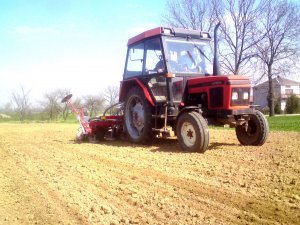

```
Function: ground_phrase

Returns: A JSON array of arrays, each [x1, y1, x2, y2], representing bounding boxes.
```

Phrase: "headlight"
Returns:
[[243, 92, 249, 100], [232, 91, 238, 100]]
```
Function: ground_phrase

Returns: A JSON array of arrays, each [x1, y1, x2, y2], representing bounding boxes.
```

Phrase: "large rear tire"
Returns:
[[124, 87, 154, 144], [236, 110, 269, 146], [176, 111, 209, 153]]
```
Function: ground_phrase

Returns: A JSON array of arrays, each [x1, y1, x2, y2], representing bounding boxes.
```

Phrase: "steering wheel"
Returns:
[[61, 94, 73, 103]]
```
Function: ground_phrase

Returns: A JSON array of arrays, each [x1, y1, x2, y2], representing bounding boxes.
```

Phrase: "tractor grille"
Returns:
[[210, 87, 223, 108]]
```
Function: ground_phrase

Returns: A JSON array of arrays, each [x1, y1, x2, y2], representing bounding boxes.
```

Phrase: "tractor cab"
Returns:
[[121, 27, 213, 105]]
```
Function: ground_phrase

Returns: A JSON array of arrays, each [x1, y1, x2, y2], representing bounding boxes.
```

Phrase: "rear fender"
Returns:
[[119, 78, 155, 106]]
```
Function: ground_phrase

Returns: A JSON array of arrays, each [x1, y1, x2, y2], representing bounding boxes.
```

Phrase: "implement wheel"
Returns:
[[176, 111, 209, 153], [236, 110, 269, 146], [124, 87, 154, 144]]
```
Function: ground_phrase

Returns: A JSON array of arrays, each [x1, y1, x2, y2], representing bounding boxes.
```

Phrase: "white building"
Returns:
[[253, 76, 300, 111]]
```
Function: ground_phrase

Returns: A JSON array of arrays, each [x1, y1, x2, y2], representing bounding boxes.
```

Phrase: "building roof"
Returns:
[[275, 76, 300, 86], [255, 76, 300, 87]]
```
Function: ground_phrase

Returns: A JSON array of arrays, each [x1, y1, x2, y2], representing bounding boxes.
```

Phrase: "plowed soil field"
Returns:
[[0, 123, 299, 225]]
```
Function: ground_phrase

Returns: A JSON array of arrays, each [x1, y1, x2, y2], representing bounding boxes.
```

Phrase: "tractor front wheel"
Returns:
[[124, 87, 154, 144], [176, 111, 209, 153], [236, 110, 269, 146]]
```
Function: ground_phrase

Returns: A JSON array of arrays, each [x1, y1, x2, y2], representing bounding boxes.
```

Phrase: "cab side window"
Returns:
[[125, 43, 144, 78], [145, 38, 165, 74]]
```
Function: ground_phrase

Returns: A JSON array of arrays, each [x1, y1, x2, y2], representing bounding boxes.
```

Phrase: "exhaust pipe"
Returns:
[[213, 22, 221, 76]]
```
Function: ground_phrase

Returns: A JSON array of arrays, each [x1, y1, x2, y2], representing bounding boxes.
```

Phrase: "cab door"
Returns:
[[144, 37, 168, 103]]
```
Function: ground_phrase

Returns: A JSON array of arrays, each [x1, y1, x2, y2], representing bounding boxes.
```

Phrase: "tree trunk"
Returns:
[[267, 65, 275, 117], [62, 105, 68, 121]]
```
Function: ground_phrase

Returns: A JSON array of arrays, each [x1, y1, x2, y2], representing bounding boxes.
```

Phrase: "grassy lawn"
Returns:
[[267, 115, 300, 132], [1, 114, 299, 132]]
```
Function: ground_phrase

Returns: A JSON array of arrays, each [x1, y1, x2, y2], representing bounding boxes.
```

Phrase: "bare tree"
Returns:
[[162, 0, 217, 32], [71, 97, 82, 114], [83, 95, 105, 117], [57, 89, 71, 120], [0, 102, 13, 115], [11, 85, 31, 121], [214, 0, 267, 75], [103, 85, 120, 115], [42, 90, 62, 120], [255, 0, 300, 116], [104, 85, 119, 107], [163, 0, 267, 75]]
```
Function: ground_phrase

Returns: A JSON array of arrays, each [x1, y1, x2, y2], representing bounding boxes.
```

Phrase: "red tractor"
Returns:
[[64, 24, 269, 153]]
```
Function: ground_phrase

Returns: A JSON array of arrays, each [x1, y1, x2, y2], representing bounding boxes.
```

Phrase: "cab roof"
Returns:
[[127, 27, 211, 46]]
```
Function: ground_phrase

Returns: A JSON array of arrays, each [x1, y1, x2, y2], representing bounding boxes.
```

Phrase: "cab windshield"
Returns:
[[165, 37, 213, 75]]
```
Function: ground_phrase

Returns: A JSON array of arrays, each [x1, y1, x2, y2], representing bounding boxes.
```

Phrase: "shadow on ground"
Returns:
[[69, 137, 240, 154]]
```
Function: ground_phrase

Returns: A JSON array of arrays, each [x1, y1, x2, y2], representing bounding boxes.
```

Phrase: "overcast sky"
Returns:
[[0, 0, 166, 106]]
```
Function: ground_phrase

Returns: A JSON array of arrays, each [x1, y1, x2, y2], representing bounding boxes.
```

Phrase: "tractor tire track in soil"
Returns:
[[0, 123, 299, 224]]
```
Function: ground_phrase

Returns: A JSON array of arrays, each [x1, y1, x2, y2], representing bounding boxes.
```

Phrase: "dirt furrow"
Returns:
[[0, 123, 299, 224]]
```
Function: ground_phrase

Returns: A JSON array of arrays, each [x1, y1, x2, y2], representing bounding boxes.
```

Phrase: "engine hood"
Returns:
[[187, 75, 251, 93]]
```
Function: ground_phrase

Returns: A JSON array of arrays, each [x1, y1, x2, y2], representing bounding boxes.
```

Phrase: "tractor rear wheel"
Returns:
[[124, 87, 154, 144], [176, 111, 209, 153], [236, 110, 269, 146]]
